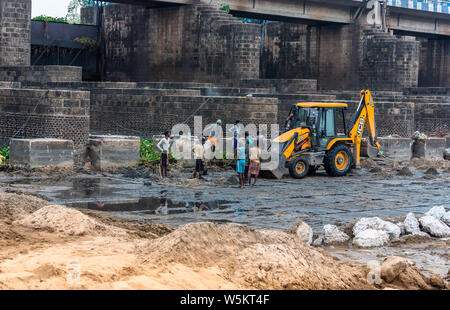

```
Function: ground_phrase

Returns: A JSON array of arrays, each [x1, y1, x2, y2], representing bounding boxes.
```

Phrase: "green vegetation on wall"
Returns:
[[220, 3, 231, 13], [140, 139, 174, 166], [32, 15, 71, 23]]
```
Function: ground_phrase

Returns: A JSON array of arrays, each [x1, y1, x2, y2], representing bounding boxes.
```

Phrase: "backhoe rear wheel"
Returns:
[[289, 156, 310, 179], [324, 143, 353, 177]]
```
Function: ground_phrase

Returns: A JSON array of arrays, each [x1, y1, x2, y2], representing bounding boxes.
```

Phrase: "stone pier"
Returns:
[[0, 0, 31, 66]]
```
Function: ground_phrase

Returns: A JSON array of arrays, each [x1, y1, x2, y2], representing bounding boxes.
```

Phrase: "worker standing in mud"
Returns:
[[236, 138, 246, 188], [257, 130, 266, 150], [205, 119, 222, 153], [229, 120, 241, 157], [247, 138, 261, 186], [192, 137, 206, 180], [156, 131, 171, 178]]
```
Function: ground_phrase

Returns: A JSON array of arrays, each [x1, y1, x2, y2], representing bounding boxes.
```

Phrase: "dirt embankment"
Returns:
[[0, 192, 446, 290]]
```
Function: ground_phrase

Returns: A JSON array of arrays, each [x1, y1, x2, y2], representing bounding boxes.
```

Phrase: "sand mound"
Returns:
[[14, 205, 121, 236], [0, 192, 48, 222], [141, 222, 293, 265], [140, 222, 373, 289]]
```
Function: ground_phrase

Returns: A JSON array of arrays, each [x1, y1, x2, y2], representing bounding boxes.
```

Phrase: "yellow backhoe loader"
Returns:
[[266, 89, 381, 179]]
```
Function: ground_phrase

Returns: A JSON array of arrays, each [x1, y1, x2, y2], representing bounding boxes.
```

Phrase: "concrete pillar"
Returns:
[[102, 3, 260, 82], [317, 23, 361, 90], [262, 22, 318, 80], [222, 23, 260, 81], [0, 0, 31, 66], [81, 6, 100, 26], [418, 38, 450, 87]]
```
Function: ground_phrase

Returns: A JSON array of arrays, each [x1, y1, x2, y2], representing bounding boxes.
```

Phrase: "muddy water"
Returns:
[[2, 168, 449, 231]]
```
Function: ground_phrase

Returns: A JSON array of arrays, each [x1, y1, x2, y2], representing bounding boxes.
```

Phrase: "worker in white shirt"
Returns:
[[257, 130, 266, 150], [192, 137, 206, 179], [228, 120, 241, 156], [156, 130, 171, 177], [247, 139, 262, 186]]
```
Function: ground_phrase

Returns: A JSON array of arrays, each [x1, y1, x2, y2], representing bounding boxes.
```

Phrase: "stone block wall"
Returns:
[[227, 79, 317, 93], [0, 88, 90, 150], [89, 88, 278, 137], [0, 0, 31, 66], [256, 92, 417, 137], [414, 103, 449, 134], [102, 3, 260, 83], [0, 66, 82, 83]]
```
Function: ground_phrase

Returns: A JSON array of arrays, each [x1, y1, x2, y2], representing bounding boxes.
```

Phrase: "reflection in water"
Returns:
[[67, 193, 233, 216], [156, 190, 168, 215]]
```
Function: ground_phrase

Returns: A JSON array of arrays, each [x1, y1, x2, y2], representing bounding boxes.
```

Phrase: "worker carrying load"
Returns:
[[411, 131, 427, 159], [204, 119, 222, 152], [264, 89, 382, 179]]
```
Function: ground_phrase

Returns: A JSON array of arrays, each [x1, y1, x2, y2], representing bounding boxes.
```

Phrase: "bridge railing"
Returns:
[[87, 0, 110, 6], [354, 0, 449, 14]]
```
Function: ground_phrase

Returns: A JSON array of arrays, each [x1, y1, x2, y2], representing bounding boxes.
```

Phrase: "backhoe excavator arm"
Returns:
[[348, 89, 381, 167]]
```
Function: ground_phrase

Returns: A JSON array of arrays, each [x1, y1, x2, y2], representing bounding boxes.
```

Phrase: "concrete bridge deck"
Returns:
[[96, 0, 450, 35]]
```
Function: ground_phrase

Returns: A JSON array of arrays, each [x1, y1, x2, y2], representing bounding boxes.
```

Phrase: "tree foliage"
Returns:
[[66, 0, 91, 23]]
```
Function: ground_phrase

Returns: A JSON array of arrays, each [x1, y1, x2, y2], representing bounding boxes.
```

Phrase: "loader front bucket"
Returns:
[[259, 144, 288, 179], [360, 138, 379, 158]]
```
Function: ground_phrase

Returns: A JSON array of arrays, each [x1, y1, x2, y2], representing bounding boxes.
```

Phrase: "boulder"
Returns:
[[425, 206, 446, 220], [404, 212, 421, 235], [381, 256, 410, 283], [419, 215, 450, 238], [287, 220, 313, 245], [396, 222, 406, 235], [442, 211, 450, 227], [416, 231, 431, 237], [429, 274, 446, 289], [312, 236, 323, 247], [353, 217, 401, 240], [353, 229, 390, 247], [323, 224, 350, 245]]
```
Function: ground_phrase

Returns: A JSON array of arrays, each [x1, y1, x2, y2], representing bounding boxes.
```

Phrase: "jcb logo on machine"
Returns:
[[357, 118, 365, 136]]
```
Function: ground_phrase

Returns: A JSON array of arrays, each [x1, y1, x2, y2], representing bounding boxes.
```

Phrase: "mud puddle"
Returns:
[[1, 169, 449, 230]]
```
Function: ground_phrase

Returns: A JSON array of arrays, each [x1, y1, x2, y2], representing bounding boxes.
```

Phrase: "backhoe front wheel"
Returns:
[[324, 144, 353, 177], [289, 156, 310, 179]]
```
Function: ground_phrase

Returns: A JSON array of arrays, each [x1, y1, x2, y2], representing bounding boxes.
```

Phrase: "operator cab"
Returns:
[[285, 102, 349, 151]]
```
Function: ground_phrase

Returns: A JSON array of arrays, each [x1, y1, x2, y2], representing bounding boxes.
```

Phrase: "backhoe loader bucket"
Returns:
[[259, 143, 288, 179], [360, 138, 379, 158]]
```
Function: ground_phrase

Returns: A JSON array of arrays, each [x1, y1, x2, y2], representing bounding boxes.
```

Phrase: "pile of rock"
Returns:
[[310, 205, 450, 247]]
